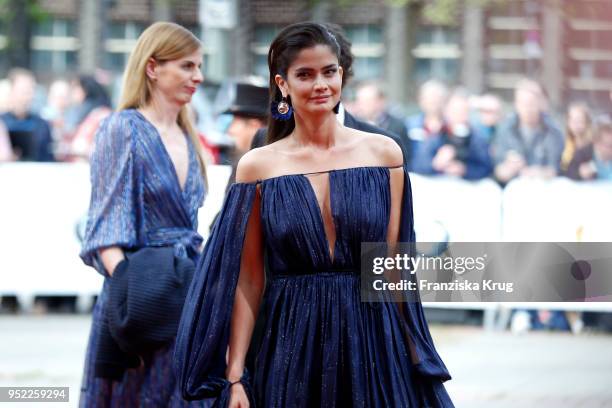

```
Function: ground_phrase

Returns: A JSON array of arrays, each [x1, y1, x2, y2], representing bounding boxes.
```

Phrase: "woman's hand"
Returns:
[[228, 383, 249, 408], [99, 246, 125, 277]]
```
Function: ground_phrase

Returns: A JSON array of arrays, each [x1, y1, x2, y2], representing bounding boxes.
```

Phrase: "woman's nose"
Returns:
[[193, 68, 204, 84], [313, 75, 328, 91]]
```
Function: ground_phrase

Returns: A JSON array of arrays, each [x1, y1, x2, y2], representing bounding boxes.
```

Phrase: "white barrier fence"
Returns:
[[1, 164, 611, 321], [502, 177, 612, 242], [410, 174, 503, 242], [0, 163, 231, 312]]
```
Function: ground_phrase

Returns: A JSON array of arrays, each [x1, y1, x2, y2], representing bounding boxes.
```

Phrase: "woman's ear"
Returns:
[[145, 57, 158, 81], [274, 74, 288, 98]]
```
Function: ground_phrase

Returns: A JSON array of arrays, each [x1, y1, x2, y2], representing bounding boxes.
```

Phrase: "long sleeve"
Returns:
[[398, 166, 452, 383], [174, 182, 258, 402], [79, 112, 138, 275]]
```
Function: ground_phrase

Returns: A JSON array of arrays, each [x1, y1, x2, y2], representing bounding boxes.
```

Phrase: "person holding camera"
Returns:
[[410, 89, 492, 180]]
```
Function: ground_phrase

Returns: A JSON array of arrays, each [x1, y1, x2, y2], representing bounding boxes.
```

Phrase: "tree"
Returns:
[[0, 0, 47, 70]]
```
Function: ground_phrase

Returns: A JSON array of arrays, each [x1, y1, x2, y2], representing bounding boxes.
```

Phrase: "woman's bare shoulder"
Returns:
[[344, 128, 404, 167], [235, 145, 278, 183]]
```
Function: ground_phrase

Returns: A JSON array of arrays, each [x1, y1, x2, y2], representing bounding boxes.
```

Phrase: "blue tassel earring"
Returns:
[[271, 96, 293, 121]]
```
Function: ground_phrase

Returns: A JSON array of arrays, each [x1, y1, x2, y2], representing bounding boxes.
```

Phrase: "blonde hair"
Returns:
[[561, 102, 593, 170], [118, 21, 207, 186]]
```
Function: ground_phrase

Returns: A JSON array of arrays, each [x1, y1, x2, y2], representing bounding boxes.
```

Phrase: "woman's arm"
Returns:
[[225, 153, 266, 407], [226, 188, 264, 382], [80, 113, 138, 275], [386, 166, 405, 245]]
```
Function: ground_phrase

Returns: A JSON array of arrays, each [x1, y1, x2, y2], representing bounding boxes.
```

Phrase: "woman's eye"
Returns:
[[325, 69, 337, 75], [297, 72, 309, 78]]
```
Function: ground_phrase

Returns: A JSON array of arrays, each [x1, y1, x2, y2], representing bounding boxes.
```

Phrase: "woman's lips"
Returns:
[[310, 95, 331, 102], [185, 87, 197, 94]]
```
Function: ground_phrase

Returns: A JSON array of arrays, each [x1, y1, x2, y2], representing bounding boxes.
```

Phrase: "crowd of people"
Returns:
[[0, 68, 112, 163], [2, 66, 611, 184], [348, 78, 612, 184]]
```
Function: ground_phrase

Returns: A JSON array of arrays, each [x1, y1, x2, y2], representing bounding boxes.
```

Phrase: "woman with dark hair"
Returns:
[[65, 75, 113, 160], [176, 22, 453, 407]]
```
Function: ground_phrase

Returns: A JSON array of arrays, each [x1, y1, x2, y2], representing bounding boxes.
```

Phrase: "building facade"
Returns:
[[0, 0, 610, 112]]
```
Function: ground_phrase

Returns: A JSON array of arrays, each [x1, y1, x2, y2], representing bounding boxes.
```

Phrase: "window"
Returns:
[[30, 18, 78, 73], [412, 27, 460, 84], [485, 2, 543, 90], [414, 58, 459, 85], [565, 2, 612, 96], [104, 22, 146, 73], [345, 25, 384, 80], [251, 25, 283, 77]]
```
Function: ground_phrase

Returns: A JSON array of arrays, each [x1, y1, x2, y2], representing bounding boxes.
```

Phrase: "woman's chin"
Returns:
[[302, 104, 335, 116], [173, 93, 193, 106]]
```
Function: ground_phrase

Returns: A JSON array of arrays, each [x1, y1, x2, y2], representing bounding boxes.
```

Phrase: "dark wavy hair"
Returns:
[[323, 23, 354, 85], [78, 75, 111, 109], [70, 75, 112, 127], [266, 22, 343, 144]]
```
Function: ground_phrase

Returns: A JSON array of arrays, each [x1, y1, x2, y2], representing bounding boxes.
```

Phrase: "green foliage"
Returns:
[[0, 0, 48, 25]]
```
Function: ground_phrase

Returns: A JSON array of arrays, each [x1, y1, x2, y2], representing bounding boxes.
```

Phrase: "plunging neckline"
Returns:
[[302, 173, 337, 265], [134, 109, 193, 194], [259, 165, 402, 266]]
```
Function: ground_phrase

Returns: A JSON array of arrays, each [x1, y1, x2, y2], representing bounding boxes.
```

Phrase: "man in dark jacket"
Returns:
[[249, 23, 411, 166], [493, 79, 564, 184], [352, 81, 410, 150], [411, 89, 492, 180], [0, 68, 54, 162]]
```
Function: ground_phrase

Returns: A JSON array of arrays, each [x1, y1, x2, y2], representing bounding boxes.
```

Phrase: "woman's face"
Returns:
[[275, 44, 343, 117], [568, 106, 589, 136], [148, 49, 204, 106]]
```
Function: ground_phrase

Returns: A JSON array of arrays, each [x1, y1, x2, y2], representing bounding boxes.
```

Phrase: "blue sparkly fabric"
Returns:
[[175, 165, 454, 407], [79, 109, 209, 407], [80, 109, 206, 275]]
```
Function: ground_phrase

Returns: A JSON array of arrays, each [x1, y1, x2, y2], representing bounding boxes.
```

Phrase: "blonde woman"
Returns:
[[79, 22, 208, 406], [561, 102, 593, 171]]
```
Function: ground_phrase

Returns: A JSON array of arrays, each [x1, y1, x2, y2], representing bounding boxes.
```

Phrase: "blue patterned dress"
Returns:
[[175, 166, 454, 407], [79, 109, 208, 407]]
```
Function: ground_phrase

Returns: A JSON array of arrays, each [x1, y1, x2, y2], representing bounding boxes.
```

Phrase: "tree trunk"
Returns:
[[6, 0, 32, 68]]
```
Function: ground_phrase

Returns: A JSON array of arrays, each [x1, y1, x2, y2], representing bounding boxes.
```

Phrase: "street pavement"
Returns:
[[1, 315, 611, 407]]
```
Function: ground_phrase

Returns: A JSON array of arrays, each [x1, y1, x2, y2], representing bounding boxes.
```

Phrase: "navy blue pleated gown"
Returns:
[[175, 164, 454, 407]]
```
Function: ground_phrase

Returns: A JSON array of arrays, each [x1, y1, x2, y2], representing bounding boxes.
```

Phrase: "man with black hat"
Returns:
[[221, 79, 269, 186], [224, 80, 269, 154]]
